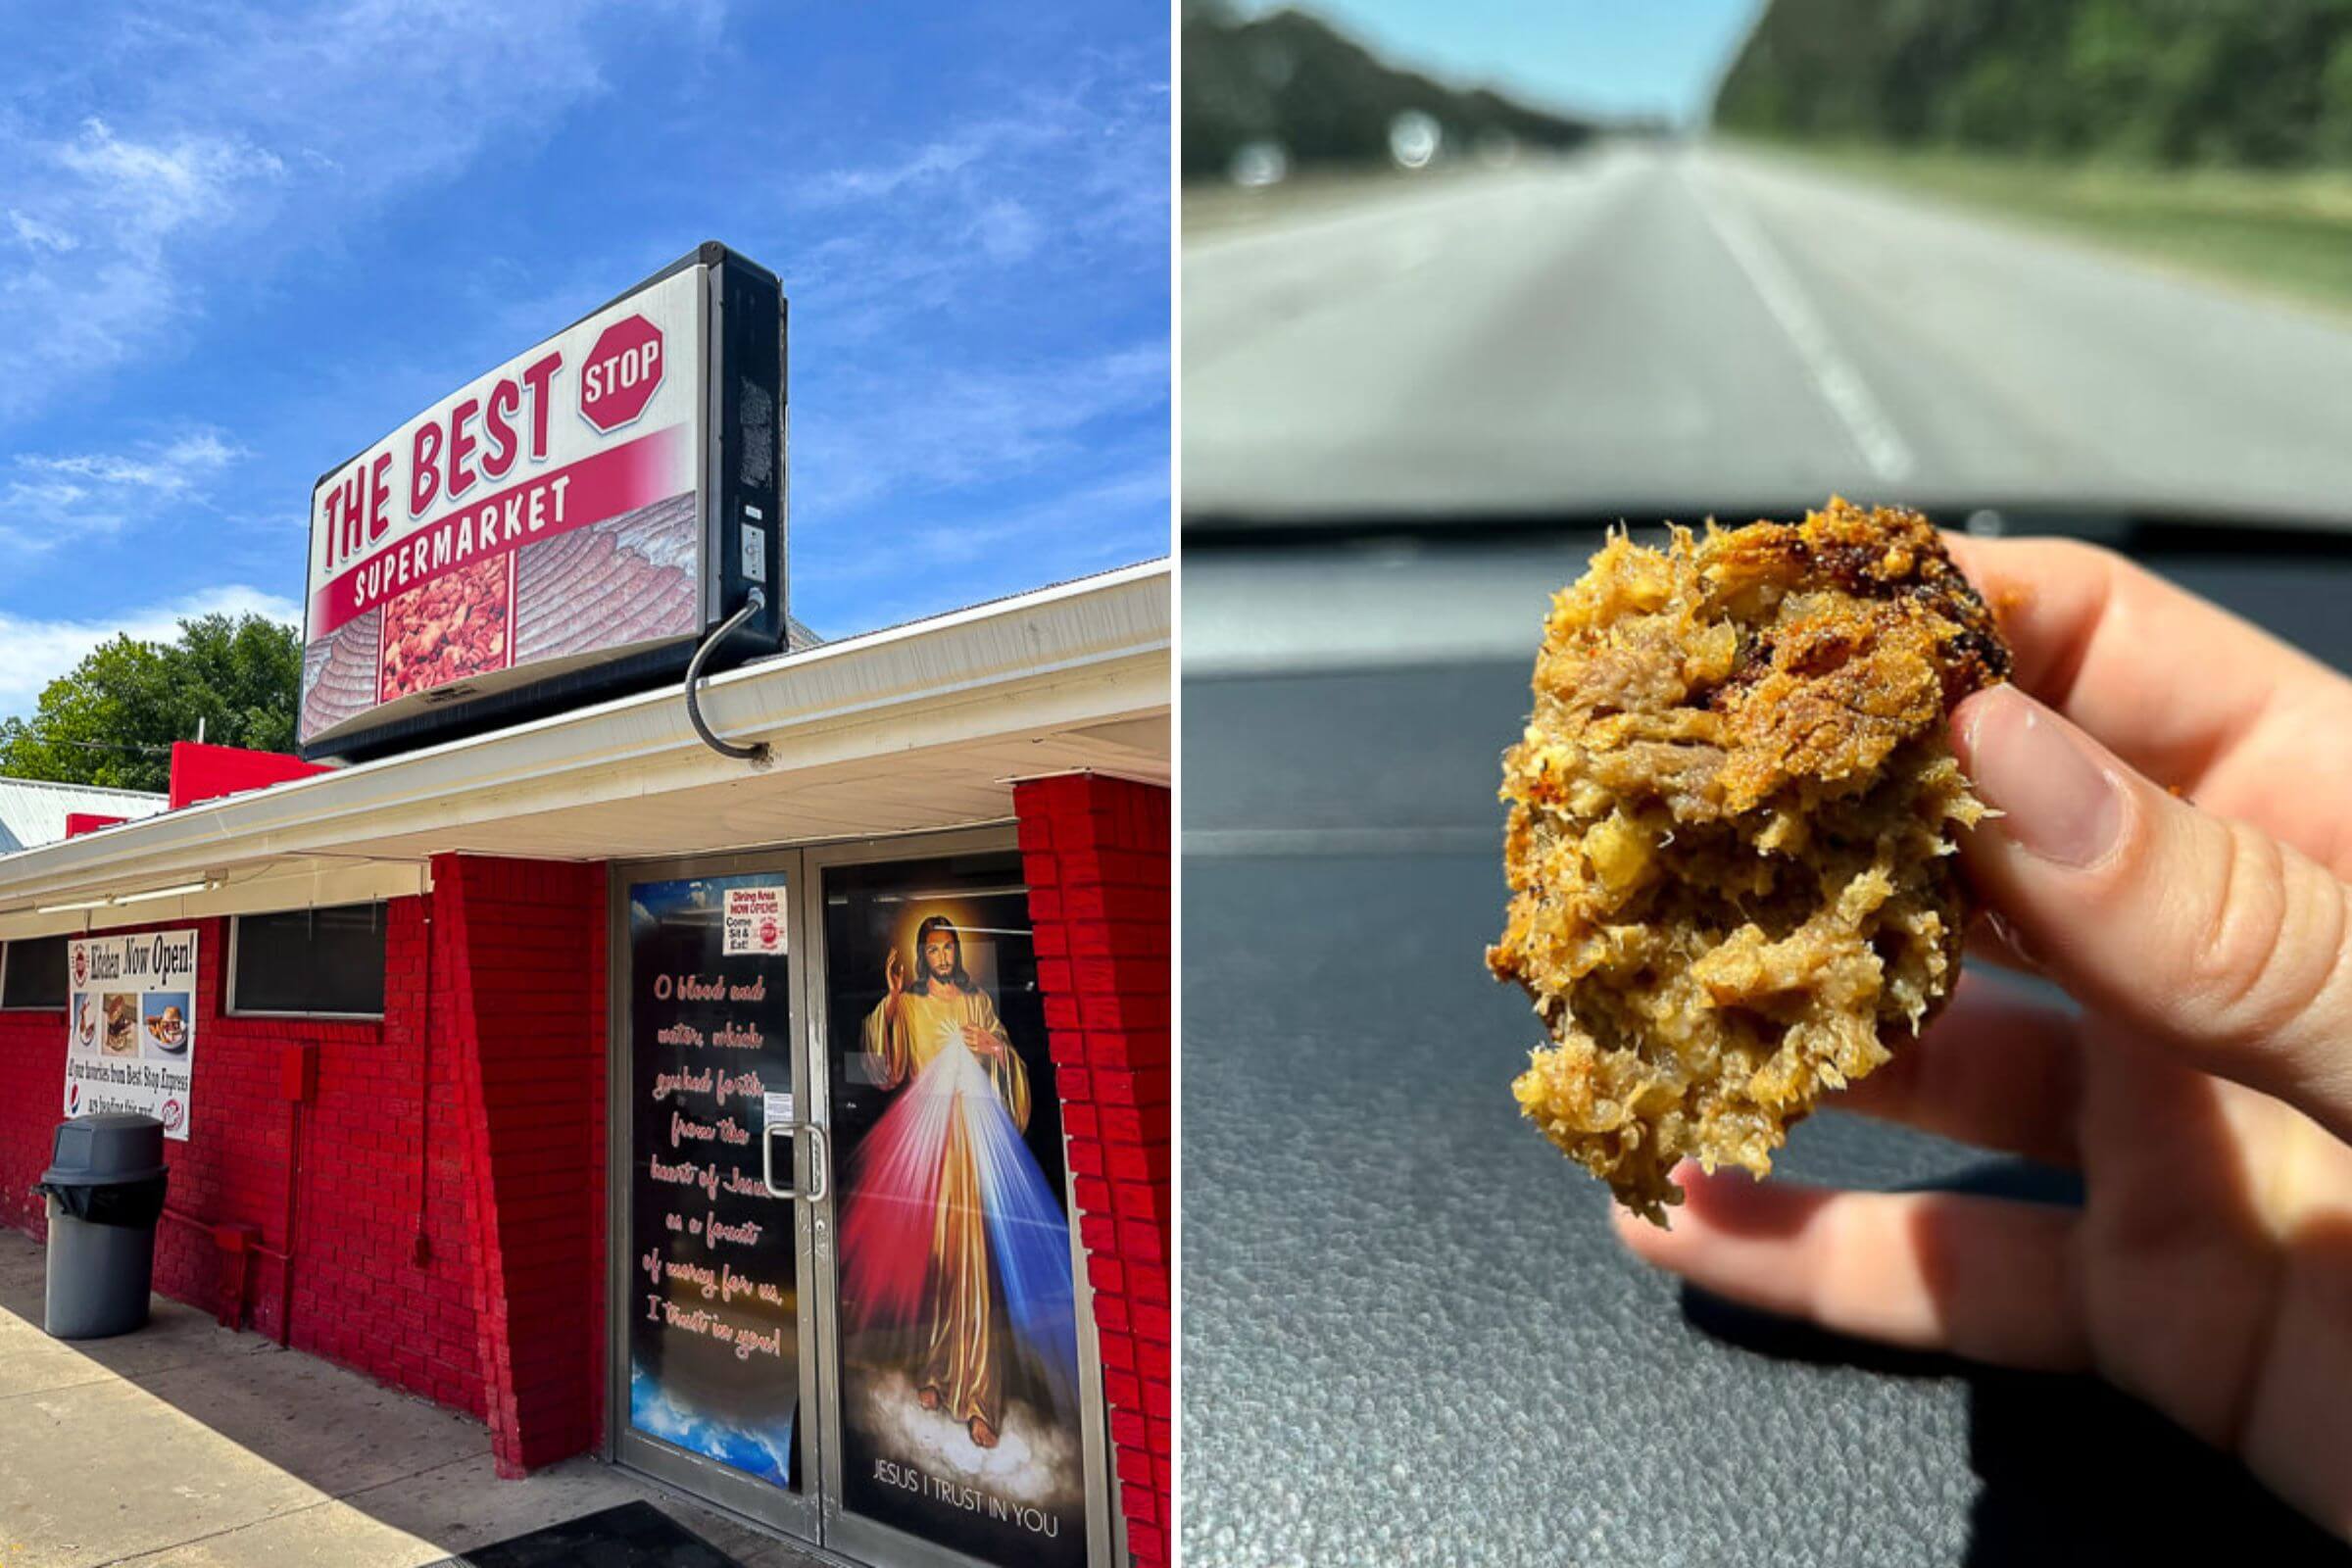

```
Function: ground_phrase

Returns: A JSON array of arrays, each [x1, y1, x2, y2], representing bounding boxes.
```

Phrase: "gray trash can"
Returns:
[[32, 1113, 169, 1340]]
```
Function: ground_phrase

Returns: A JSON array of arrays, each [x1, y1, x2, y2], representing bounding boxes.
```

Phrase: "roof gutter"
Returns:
[[0, 563, 1168, 912]]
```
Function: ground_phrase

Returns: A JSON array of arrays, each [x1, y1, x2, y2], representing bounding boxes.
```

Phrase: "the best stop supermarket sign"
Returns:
[[299, 244, 787, 760]]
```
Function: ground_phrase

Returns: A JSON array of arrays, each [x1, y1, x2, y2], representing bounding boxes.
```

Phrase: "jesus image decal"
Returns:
[[830, 868, 1085, 1568]]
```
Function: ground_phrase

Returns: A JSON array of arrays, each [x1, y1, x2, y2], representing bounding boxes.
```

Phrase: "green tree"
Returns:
[[0, 614, 302, 793], [1716, 0, 2352, 172]]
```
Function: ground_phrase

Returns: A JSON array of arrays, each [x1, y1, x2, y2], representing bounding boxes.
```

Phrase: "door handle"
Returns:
[[761, 1119, 794, 1199], [804, 1123, 829, 1204]]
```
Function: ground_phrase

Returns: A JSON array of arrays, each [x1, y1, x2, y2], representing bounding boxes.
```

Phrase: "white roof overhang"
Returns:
[[0, 562, 1169, 941]]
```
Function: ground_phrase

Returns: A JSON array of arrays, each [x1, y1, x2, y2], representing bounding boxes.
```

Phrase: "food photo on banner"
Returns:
[[825, 854, 1083, 1568], [626, 874, 802, 1490]]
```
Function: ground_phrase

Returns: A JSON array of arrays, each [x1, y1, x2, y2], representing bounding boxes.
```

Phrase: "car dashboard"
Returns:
[[1180, 515, 2352, 1566]]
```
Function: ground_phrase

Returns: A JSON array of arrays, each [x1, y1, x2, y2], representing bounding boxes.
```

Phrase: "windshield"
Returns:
[[1181, 1, 2352, 532]]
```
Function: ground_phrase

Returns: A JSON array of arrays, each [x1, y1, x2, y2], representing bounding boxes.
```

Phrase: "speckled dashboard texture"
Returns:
[[1180, 657, 2346, 1568]]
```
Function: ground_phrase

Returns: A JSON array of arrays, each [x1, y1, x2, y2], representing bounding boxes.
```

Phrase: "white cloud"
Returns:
[[786, 53, 1168, 332], [0, 121, 288, 416], [797, 461, 1169, 603], [1, 428, 246, 544], [53, 117, 285, 235], [0, 585, 300, 716], [6, 211, 76, 253], [853, 1368, 1082, 1513], [18, 429, 244, 493], [0, 0, 706, 420], [796, 341, 1168, 516], [970, 199, 1042, 262], [815, 133, 994, 201]]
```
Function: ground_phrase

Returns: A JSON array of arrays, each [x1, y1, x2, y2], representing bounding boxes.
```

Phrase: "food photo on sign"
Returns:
[[825, 858, 1084, 1568]]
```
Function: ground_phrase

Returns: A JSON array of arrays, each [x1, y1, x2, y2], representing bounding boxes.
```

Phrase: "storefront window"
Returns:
[[824, 852, 1085, 1568], [0, 935, 68, 1010], [229, 904, 387, 1016]]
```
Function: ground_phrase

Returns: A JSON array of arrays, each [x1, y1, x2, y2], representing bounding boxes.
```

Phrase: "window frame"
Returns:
[[0, 934, 71, 1013], [225, 903, 390, 1021]]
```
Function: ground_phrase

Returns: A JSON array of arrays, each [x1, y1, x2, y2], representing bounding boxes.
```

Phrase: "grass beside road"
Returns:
[[1754, 140, 2352, 319], [1184, 152, 1592, 242], [1184, 168, 1441, 241]]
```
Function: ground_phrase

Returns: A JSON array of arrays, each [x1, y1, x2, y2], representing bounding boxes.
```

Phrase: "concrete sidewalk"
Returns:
[[0, 1229, 820, 1567]]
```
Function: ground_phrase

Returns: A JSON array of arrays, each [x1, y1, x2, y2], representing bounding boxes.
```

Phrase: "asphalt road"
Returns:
[[1182, 141, 2352, 527]]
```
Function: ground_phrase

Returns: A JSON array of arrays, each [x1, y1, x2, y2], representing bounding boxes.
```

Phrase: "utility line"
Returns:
[[1, 731, 174, 756]]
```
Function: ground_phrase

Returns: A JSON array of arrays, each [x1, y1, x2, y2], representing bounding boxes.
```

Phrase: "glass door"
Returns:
[[609, 830, 1112, 1565], [609, 852, 820, 1541], [802, 829, 1113, 1568]]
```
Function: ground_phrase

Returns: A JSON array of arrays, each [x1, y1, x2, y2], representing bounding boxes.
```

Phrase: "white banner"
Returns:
[[64, 930, 200, 1141]]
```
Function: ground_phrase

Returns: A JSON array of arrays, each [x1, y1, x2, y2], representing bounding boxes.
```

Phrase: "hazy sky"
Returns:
[[1244, 0, 1768, 124], [0, 1, 1168, 719]]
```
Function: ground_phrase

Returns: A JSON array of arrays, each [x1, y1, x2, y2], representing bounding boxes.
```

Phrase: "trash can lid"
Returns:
[[40, 1114, 167, 1186]]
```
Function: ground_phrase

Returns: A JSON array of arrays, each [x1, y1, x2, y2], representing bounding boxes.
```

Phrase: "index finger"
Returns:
[[1941, 534, 2352, 817]]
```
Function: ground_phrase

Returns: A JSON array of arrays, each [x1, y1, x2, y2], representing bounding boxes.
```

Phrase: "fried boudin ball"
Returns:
[[1487, 499, 2010, 1224]]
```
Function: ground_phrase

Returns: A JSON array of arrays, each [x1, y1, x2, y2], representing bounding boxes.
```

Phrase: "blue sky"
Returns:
[[0, 0, 1169, 717], [1242, 0, 1765, 124]]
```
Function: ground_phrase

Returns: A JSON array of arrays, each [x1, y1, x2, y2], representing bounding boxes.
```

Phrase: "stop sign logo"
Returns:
[[579, 315, 663, 432]]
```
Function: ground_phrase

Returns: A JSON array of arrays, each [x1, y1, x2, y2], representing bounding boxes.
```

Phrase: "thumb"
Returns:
[[1954, 683, 2352, 1141]]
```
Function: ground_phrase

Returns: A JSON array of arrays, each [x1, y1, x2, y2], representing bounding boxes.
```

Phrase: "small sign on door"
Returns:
[[722, 885, 788, 956]]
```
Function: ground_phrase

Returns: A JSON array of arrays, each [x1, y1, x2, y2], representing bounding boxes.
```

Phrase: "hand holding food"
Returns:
[[1490, 500, 2007, 1222], [1614, 531, 2352, 1538]]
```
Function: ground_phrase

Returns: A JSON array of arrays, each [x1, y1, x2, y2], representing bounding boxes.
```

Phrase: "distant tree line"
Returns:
[[1182, 1, 1595, 180], [0, 614, 301, 794], [1716, 0, 2352, 167]]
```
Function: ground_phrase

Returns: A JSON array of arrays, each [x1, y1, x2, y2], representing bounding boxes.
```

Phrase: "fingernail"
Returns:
[[1961, 686, 2126, 869], [1984, 908, 2043, 971]]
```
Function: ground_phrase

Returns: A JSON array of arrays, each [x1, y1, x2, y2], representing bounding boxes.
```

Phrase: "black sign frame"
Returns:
[[299, 241, 786, 762]]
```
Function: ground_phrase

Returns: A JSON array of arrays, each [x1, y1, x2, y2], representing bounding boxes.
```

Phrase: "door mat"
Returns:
[[432, 1501, 749, 1568]]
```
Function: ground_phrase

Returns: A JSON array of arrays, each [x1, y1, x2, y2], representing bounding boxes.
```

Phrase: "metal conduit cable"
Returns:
[[684, 587, 772, 763]]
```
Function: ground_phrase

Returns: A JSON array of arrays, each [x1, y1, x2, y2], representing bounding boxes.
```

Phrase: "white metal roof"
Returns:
[[0, 562, 1168, 940], [0, 779, 169, 855]]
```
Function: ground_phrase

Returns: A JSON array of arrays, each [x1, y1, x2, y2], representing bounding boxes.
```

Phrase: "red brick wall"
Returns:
[[1015, 774, 1172, 1568], [0, 905, 488, 1420], [0, 858, 609, 1474], [433, 854, 609, 1475], [1, 814, 1165, 1517]]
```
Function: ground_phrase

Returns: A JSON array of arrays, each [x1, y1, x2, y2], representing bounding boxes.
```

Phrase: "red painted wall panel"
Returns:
[[0, 857, 607, 1469], [431, 853, 608, 1476], [1014, 772, 1173, 1567], [0, 903, 488, 1420], [166, 741, 329, 811], [0, 800, 1163, 1522]]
